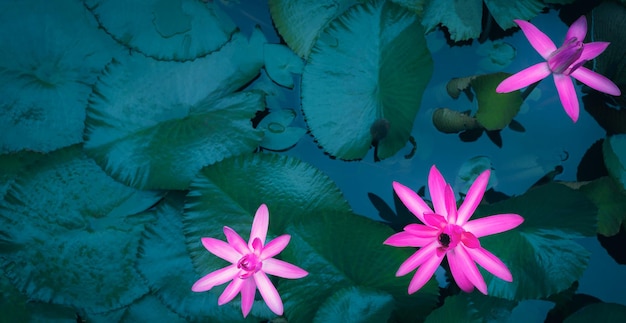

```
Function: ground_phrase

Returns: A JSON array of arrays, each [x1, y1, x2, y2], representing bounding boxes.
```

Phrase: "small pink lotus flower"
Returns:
[[384, 165, 524, 295], [191, 204, 308, 317], [496, 16, 621, 122]]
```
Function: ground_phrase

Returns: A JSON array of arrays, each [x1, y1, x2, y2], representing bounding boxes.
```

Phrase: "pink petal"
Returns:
[[465, 247, 513, 282], [460, 231, 481, 248], [515, 19, 556, 59], [423, 213, 447, 228], [262, 258, 308, 279], [404, 224, 440, 238], [249, 204, 269, 247], [444, 184, 458, 224], [428, 165, 448, 216], [254, 271, 284, 316], [463, 213, 524, 238], [455, 246, 488, 295], [224, 226, 250, 255], [578, 41, 609, 62], [240, 278, 257, 318], [260, 234, 290, 260], [218, 276, 245, 305], [571, 67, 622, 96], [447, 251, 474, 293], [392, 181, 433, 224], [191, 264, 240, 292], [407, 251, 444, 294], [496, 62, 552, 93], [456, 169, 490, 225], [383, 231, 433, 247], [553, 74, 579, 122], [201, 237, 241, 263], [565, 16, 587, 44], [396, 241, 438, 277]]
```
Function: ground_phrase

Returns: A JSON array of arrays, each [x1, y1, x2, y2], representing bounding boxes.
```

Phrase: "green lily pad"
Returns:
[[183, 153, 438, 322], [84, 30, 266, 190], [84, 0, 236, 61], [564, 303, 626, 323], [579, 177, 626, 236], [135, 192, 258, 322], [0, 0, 122, 153], [268, 0, 361, 58], [477, 41, 516, 72], [264, 44, 304, 88], [473, 183, 596, 300], [0, 145, 163, 313], [257, 109, 306, 151], [301, 0, 433, 160], [603, 134, 626, 191], [473, 72, 522, 131], [311, 286, 394, 322]]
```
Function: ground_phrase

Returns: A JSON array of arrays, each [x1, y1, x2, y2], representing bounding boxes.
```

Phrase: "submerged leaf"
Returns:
[[264, 44, 304, 88], [0, 145, 163, 313], [579, 177, 626, 237], [183, 153, 438, 322], [257, 109, 306, 151], [473, 183, 596, 300], [84, 31, 266, 190], [302, 0, 433, 160], [84, 0, 237, 61], [602, 134, 626, 191]]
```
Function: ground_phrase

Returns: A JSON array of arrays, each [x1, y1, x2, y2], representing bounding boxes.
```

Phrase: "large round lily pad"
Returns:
[[301, 0, 433, 160]]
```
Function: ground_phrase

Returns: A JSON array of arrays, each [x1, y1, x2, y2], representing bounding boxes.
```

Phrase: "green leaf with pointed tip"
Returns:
[[301, 0, 433, 160], [258, 109, 306, 151], [579, 177, 626, 236], [0, 145, 163, 313], [564, 303, 626, 322], [473, 72, 522, 130], [603, 134, 626, 192], [135, 192, 259, 322], [84, 0, 236, 61], [183, 153, 438, 322], [268, 0, 361, 58], [84, 30, 266, 190], [264, 44, 304, 88], [0, 0, 122, 153], [313, 286, 394, 322], [472, 183, 596, 301]]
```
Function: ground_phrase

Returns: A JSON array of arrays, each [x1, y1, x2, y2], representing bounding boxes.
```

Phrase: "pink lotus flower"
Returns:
[[496, 16, 621, 122], [191, 204, 308, 317], [384, 165, 524, 295]]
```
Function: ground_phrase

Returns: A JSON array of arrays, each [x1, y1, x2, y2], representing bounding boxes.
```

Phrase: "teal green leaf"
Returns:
[[422, 0, 482, 41], [268, 0, 361, 58], [0, 150, 43, 201], [301, 0, 433, 160], [579, 177, 626, 236], [183, 153, 438, 322], [136, 192, 260, 322], [264, 44, 304, 88], [84, 0, 236, 61], [313, 286, 394, 322], [564, 303, 626, 323], [425, 291, 517, 322], [0, 0, 122, 153], [279, 211, 439, 323], [84, 30, 266, 190], [258, 109, 306, 151], [120, 295, 187, 323], [421, 0, 545, 41], [603, 134, 626, 191], [0, 145, 163, 313], [472, 183, 597, 300], [473, 72, 522, 131], [391, 0, 426, 16]]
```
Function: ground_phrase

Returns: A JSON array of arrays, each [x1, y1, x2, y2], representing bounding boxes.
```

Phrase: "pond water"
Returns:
[[1, 0, 625, 322]]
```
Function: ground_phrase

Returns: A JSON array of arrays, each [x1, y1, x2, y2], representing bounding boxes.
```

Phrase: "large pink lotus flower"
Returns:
[[384, 165, 524, 295], [191, 204, 308, 317], [496, 16, 621, 122]]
